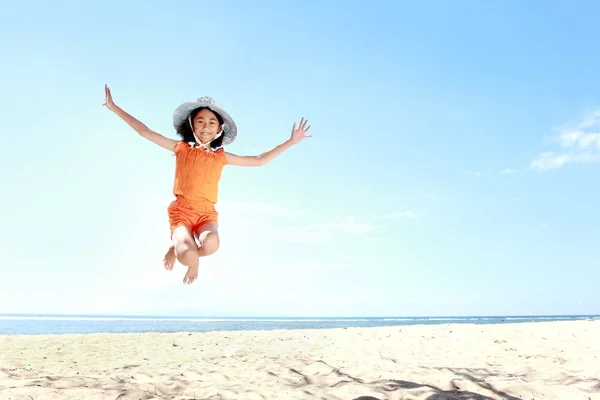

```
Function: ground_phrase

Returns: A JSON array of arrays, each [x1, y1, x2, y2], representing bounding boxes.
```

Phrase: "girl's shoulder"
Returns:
[[211, 147, 227, 163], [174, 140, 191, 154]]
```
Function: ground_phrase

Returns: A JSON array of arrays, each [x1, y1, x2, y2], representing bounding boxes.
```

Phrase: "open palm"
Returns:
[[290, 117, 311, 144], [102, 84, 117, 112]]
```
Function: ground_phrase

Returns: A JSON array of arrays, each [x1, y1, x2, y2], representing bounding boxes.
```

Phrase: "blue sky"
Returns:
[[1, 0, 599, 317]]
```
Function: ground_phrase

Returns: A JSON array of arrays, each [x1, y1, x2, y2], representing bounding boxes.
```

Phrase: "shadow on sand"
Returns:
[[4, 357, 599, 400], [329, 361, 522, 400]]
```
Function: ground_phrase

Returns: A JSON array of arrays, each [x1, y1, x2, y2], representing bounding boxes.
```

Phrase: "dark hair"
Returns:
[[175, 107, 225, 149]]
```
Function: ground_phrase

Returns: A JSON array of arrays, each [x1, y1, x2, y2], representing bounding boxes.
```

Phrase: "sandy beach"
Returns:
[[1, 320, 599, 400]]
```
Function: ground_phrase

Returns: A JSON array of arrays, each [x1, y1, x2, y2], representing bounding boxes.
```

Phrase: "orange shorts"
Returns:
[[168, 197, 218, 237]]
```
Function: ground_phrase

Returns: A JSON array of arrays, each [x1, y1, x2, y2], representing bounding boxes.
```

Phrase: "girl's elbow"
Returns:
[[137, 128, 151, 137]]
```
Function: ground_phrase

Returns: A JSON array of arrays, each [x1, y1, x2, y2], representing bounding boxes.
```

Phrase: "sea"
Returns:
[[0, 314, 597, 335]]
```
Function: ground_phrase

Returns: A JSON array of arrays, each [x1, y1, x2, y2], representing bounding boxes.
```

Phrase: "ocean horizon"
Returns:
[[0, 313, 597, 336]]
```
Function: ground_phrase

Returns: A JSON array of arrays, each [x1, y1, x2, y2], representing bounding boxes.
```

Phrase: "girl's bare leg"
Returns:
[[195, 222, 220, 257], [170, 226, 201, 284], [164, 223, 220, 284]]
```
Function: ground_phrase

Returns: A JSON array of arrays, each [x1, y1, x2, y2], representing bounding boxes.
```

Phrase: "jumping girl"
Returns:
[[102, 85, 311, 284]]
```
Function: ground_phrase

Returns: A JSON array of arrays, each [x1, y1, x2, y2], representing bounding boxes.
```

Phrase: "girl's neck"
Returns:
[[195, 141, 211, 150]]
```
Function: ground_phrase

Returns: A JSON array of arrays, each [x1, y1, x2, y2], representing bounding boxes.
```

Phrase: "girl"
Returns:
[[103, 85, 311, 284]]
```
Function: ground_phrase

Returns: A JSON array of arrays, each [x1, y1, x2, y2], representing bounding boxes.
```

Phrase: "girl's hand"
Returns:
[[102, 84, 117, 112], [290, 117, 311, 144]]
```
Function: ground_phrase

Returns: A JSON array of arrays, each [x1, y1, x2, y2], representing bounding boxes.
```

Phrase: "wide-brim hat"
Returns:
[[173, 96, 237, 145]]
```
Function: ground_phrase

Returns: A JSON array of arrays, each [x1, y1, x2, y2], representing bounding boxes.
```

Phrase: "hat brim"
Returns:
[[173, 101, 237, 145]]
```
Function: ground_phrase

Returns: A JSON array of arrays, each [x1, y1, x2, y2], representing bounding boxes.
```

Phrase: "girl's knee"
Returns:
[[174, 239, 198, 265], [201, 232, 220, 255]]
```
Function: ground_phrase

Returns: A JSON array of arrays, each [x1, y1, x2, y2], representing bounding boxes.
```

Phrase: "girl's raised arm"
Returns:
[[103, 84, 178, 152], [225, 118, 311, 166]]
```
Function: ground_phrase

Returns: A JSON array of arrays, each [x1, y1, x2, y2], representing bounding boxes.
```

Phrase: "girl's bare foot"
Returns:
[[183, 262, 199, 284], [163, 246, 176, 271]]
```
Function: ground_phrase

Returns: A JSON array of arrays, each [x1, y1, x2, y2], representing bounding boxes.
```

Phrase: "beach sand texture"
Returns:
[[1, 320, 599, 400]]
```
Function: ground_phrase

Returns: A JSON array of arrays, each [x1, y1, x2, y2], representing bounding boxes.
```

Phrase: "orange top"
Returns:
[[172, 141, 228, 205]]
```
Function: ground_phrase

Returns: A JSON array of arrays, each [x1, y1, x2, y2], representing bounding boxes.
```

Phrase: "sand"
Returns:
[[1, 320, 599, 400]]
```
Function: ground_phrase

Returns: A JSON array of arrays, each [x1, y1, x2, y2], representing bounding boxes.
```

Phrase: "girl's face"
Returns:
[[192, 108, 223, 143]]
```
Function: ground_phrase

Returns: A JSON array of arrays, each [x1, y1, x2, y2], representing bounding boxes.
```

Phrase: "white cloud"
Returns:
[[219, 201, 420, 245], [387, 211, 420, 218], [500, 168, 518, 175], [555, 129, 600, 149], [366, 236, 389, 242], [217, 200, 304, 217], [333, 216, 376, 233], [465, 171, 483, 177], [299, 262, 346, 271], [265, 216, 377, 244], [262, 211, 423, 244], [267, 223, 334, 243], [578, 109, 600, 129], [531, 151, 600, 171], [531, 109, 600, 171], [323, 251, 353, 261]]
